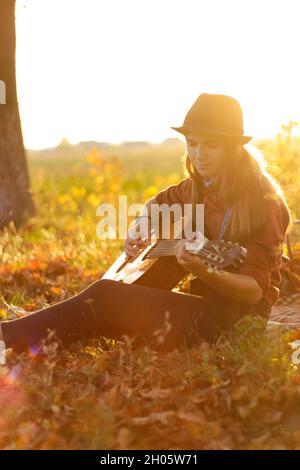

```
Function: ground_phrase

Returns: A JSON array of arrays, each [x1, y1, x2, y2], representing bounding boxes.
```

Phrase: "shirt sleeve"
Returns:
[[236, 197, 290, 294], [155, 177, 192, 207]]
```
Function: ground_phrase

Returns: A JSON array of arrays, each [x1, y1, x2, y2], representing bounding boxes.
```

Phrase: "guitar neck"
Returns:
[[145, 236, 211, 260]]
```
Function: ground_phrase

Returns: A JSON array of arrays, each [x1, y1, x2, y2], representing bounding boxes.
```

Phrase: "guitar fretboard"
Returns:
[[145, 236, 213, 261]]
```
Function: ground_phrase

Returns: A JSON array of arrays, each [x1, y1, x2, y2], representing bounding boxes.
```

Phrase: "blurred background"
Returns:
[[15, 0, 300, 149]]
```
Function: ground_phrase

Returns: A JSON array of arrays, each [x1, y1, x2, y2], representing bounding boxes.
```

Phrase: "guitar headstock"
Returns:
[[185, 239, 247, 272]]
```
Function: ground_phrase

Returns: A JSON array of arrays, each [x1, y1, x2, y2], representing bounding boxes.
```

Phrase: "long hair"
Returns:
[[184, 139, 290, 241]]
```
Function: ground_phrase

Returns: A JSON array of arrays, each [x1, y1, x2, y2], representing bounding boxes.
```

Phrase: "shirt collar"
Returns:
[[203, 178, 214, 188]]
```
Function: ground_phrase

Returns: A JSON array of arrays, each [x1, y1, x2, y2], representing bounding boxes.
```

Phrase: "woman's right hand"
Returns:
[[124, 217, 152, 259]]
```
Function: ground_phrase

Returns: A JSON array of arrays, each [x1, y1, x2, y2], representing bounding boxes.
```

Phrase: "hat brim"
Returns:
[[170, 126, 252, 144]]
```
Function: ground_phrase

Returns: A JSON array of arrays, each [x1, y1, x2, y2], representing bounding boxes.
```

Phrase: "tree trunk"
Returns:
[[0, 0, 36, 229]]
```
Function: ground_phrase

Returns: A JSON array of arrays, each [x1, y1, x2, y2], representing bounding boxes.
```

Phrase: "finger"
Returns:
[[175, 246, 184, 260], [130, 241, 147, 251], [126, 245, 143, 256], [176, 255, 186, 267], [174, 239, 183, 257], [125, 250, 138, 260], [127, 237, 144, 247], [175, 245, 185, 263], [141, 237, 151, 245], [178, 242, 187, 259], [136, 238, 147, 246]]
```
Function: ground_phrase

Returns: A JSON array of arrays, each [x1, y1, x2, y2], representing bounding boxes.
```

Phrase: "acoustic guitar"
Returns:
[[101, 235, 247, 284]]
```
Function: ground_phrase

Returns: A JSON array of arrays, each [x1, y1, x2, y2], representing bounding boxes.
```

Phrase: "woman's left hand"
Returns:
[[174, 239, 207, 275]]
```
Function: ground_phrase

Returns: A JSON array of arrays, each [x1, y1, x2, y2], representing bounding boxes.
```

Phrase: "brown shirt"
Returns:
[[155, 176, 290, 310]]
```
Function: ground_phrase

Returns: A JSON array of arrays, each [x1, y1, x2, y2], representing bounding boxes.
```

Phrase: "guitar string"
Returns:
[[129, 239, 225, 256], [131, 241, 227, 260], [129, 241, 242, 266], [129, 241, 215, 257]]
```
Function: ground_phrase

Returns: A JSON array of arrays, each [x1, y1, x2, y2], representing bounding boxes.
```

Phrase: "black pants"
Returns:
[[1, 256, 244, 354]]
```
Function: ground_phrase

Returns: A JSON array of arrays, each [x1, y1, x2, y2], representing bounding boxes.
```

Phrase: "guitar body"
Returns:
[[101, 242, 159, 283], [102, 218, 187, 284]]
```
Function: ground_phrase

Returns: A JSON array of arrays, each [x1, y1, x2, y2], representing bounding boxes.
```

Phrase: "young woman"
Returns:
[[0, 93, 290, 354]]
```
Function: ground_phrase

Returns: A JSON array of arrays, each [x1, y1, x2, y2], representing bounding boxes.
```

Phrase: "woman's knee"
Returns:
[[83, 278, 120, 297], [95, 278, 120, 289]]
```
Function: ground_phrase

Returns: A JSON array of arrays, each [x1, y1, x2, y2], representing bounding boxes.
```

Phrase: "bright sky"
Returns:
[[15, 0, 300, 150]]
